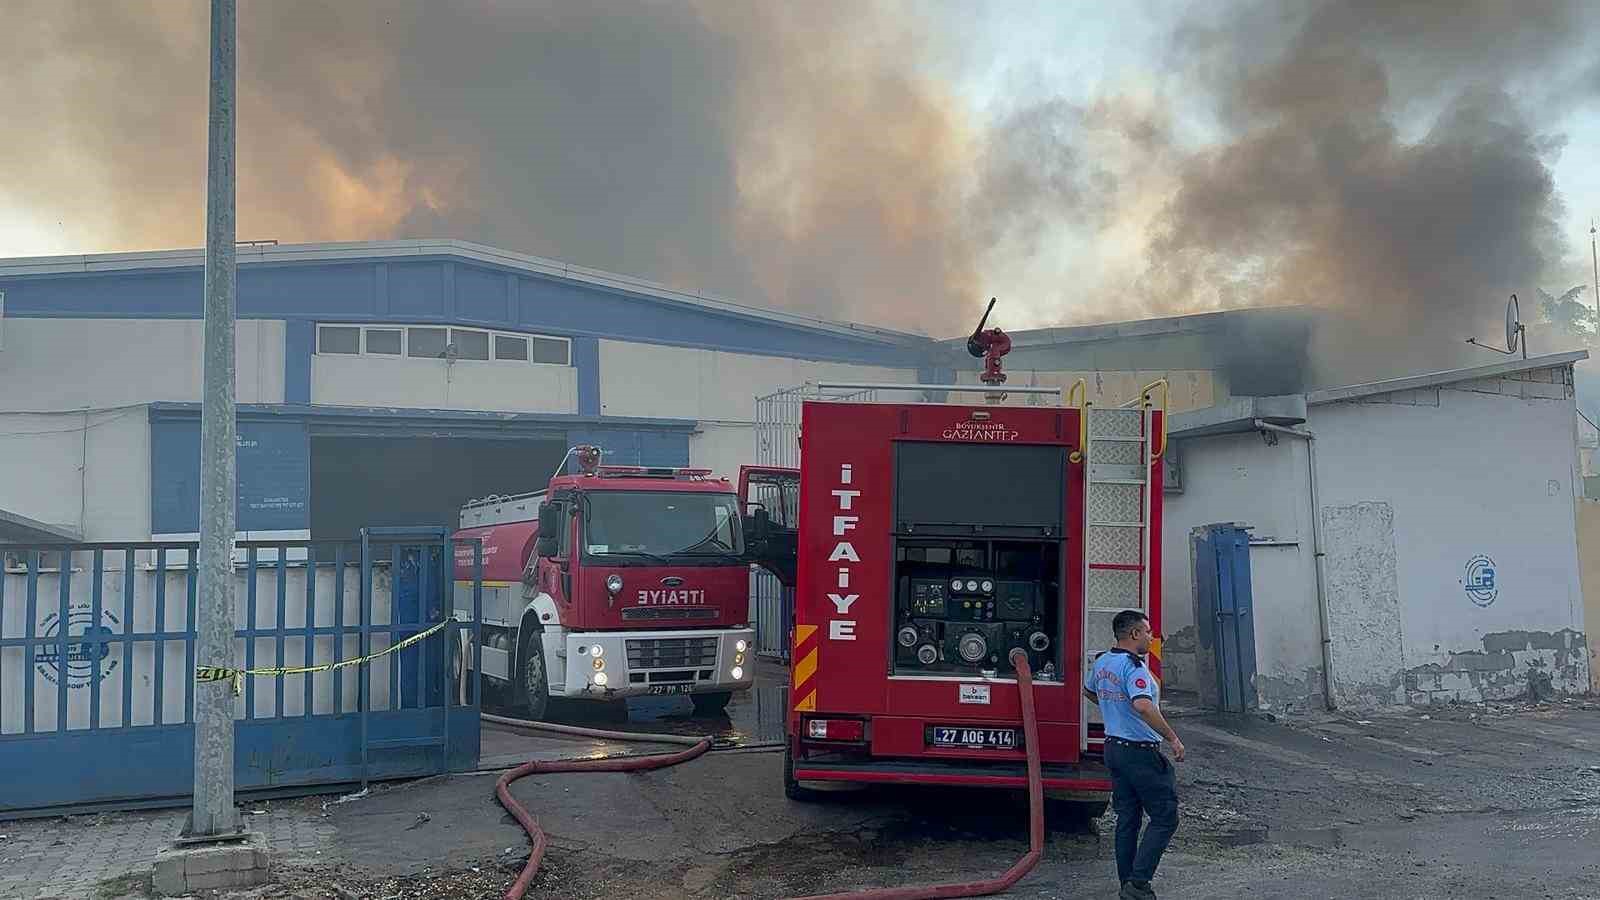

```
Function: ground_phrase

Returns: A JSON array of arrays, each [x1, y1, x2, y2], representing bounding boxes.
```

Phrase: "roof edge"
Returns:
[[0, 239, 934, 347], [1306, 350, 1589, 406]]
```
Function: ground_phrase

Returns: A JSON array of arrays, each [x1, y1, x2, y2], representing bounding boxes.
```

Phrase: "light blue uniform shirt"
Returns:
[[1084, 648, 1163, 743]]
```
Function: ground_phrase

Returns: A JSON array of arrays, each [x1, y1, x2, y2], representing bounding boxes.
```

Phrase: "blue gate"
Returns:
[[0, 528, 482, 818], [1191, 523, 1257, 713]]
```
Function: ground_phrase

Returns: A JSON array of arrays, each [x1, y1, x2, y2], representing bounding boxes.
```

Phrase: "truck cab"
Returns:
[[453, 452, 755, 718]]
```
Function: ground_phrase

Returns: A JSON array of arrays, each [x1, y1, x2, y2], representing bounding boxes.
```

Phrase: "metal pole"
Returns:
[[191, 0, 238, 839], [1590, 221, 1598, 334]]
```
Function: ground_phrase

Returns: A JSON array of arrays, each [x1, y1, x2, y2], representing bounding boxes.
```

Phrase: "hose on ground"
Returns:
[[491, 648, 1042, 900], [494, 728, 711, 900], [783, 648, 1045, 900]]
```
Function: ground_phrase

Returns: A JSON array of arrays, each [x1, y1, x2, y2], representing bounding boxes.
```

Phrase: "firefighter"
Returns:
[[1083, 609, 1184, 900]]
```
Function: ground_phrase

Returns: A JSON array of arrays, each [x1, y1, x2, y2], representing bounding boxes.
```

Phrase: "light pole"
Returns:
[[191, 0, 238, 840]]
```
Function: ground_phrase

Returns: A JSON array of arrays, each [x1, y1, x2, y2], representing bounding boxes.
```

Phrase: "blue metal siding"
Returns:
[[572, 336, 600, 415], [456, 264, 509, 322], [1, 257, 930, 366], [386, 261, 446, 318], [284, 320, 314, 403], [150, 420, 311, 534]]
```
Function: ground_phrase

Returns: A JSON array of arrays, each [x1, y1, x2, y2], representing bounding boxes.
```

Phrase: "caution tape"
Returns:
[[196, 618, 453, 696]]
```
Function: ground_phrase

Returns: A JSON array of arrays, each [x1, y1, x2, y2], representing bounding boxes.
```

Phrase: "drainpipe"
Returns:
[[1254, 419, 1336, 710]]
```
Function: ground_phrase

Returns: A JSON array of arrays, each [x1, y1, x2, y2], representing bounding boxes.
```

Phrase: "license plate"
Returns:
[[929, 726, 1018, 749], [648, 684, 693, 696]]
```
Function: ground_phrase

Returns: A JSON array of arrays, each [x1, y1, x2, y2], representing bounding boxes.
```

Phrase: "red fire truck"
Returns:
[[744, 324, 1165, 810], [452, 448, 755, 719]]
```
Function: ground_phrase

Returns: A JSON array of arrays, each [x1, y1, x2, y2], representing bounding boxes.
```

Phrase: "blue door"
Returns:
[[1192, 524, 1257, 713]]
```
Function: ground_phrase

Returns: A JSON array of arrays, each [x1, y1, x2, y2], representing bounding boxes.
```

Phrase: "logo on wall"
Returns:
[[1463, 555, 1498, 608], [34, 606, 121, 689]]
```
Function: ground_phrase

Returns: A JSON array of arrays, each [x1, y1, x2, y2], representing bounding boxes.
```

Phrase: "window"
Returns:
[[407, 327, 448, 358], [315, 323, 570, 366], [450, 328, 490, 360], [365, 328, 402, 355], [532, 337, 570, 365], [494, 334, 529, 361], [317, 326, 360, 354]]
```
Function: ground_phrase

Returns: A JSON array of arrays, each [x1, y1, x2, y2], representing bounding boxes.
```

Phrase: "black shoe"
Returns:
[[1120, 882, 1156, 900]]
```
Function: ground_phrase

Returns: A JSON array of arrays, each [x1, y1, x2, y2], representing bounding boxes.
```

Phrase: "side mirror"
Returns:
[[745, 507, 771, 545], [536, 502, 560, 558]]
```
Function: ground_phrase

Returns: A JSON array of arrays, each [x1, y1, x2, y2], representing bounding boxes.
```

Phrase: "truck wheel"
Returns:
[[783, 742, 820, 802], [518, 632, 551, 721], [447, 633, 466, 706], [690, 691, 733, 716]]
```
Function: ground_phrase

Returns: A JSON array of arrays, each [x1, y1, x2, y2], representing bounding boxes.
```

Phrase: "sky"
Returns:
[[1, 0, 1598, 346]]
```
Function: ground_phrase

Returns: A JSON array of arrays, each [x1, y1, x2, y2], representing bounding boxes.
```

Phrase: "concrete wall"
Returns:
[[1161, 431, 1324, 711], [0, 318, 285, 410], [311, 353, 577, 413], [597, 340, 915, 477], [0, 407, 151, 540], [1312, 375, 1587, 705], [1578, 499, 1600, 694], [1164, 367, 1589, 711]]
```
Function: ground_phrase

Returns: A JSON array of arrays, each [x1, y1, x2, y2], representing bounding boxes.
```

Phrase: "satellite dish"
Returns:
[[1466, 294, 1527, 359], [1505, 294, 1521, 355]]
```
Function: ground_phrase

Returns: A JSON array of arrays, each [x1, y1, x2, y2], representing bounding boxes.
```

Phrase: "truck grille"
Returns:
[[626, 637, 718, 670]]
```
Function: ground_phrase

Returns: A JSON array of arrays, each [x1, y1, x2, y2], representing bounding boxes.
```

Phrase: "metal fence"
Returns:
[[0, 528, 481, 818]]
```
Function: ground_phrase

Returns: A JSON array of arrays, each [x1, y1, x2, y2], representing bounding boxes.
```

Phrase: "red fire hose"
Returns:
[[494, 730, 712, 900], [785, 649, 1045, 900], [492, 648, 1043, 900]]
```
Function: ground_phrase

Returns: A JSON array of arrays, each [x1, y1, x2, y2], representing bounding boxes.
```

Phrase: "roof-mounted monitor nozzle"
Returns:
[[966, 297, 1012, 392]]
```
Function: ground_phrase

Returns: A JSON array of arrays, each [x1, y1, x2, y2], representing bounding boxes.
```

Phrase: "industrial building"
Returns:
[[0, 239, 1591, 707]]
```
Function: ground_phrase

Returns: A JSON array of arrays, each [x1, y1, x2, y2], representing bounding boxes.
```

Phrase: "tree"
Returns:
[[1537, 285, 1595, 340]]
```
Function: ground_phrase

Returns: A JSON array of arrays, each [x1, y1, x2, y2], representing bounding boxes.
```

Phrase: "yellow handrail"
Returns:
[[1141, 379, 1169, 461], [1067, 379, 1087, 463]]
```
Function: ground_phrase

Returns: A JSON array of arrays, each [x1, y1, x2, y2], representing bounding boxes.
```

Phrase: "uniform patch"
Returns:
[[1135, 677, 1148, 689]]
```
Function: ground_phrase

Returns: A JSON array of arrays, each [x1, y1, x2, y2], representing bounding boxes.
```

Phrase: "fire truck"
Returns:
[[451, 447, 755, 719], [744, 303, 1165, 810]]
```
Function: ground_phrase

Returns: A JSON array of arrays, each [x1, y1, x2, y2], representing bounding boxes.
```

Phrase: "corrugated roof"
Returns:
[[0, 238, 931, 346]]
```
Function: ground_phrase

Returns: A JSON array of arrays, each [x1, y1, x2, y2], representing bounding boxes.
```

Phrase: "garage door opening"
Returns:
[[310, 436, 567, 548]]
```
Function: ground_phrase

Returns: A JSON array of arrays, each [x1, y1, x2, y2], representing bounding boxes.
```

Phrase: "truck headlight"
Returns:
[[605, 574, 624, 594], [735, 639, 748, 653], [731, 666, 744, 680], [592, 656, 605, 671], [594, 671, 609, 687], [591, 644, 603, 657]]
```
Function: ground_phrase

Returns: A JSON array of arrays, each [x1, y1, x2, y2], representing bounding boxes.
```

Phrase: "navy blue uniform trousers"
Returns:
[[1105, 741, 1179, 884]]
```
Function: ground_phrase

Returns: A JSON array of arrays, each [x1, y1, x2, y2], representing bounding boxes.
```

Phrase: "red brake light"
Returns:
[[803, 717, 866, 743]]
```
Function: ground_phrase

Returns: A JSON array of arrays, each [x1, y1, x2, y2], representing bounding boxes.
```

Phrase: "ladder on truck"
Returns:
[[1077, 381, 1167, 755]]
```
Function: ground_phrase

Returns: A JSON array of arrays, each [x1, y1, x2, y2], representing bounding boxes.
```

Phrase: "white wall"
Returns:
[[0, 318, 284, 410], [311, 354, 577, 413], [1312, 376, 1587, 703], [0, 407, 151, 540], [598, 340, 917, 476], [1162, 367, 1589, 710], [1161, 431, 1322, 709]]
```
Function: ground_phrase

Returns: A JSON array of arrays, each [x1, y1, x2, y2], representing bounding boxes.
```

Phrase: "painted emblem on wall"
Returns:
[[34, 605, 121, 688], [1463, 555, 1498, 608]]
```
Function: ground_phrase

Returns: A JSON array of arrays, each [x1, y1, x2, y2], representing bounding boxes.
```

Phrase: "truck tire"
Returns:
[[783, 742, 820, 802], [690, 691, 733, 716], [518, 632, 551, 721], [447, 632, 466, 706]]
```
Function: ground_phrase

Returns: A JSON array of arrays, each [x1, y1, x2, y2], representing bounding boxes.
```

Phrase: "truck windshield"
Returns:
[[583, 491, 743, 561]]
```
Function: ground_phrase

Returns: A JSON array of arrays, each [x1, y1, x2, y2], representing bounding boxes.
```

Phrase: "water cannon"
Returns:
[[574, 445, 603, 475], [966, 297, 1012, 387]]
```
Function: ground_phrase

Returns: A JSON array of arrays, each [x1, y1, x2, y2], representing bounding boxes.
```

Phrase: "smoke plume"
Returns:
[[1, 0, 1596, 367]]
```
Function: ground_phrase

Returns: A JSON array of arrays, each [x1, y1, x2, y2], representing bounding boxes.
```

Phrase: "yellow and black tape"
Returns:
[[196, 618, 453, 696]]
